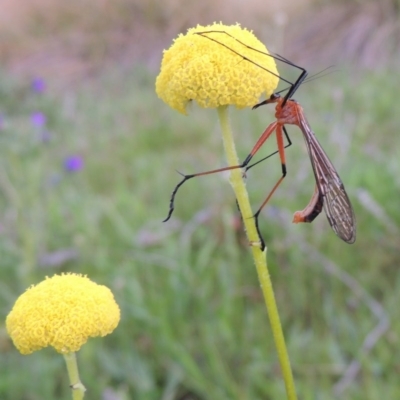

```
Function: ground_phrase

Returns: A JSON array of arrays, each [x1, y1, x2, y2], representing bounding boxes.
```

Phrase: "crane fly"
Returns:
[[251, 93, 356, 247], [163, 30, 356, 249]]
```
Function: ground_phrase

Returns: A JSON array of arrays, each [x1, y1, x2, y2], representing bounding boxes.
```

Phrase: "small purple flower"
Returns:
[[30, 111, 47, 128], [31, 78, 46, 94], [64, 155, 84, 172]]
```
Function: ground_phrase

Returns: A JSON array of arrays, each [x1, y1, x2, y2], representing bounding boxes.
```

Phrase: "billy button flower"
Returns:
[[156, 23, 298, 400], [156, 22, 279, 114], [6, 273, 120, 400]]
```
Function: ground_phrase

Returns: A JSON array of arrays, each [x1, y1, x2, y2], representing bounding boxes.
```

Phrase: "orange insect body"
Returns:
[[252, 94, 356, 244], [292, 187, 324, 224]]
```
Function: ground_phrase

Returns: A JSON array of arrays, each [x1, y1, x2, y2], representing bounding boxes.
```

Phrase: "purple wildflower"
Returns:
[[30, 112, 47, 128], [64, 155, 84, 172], [31, 78, 46, 94]]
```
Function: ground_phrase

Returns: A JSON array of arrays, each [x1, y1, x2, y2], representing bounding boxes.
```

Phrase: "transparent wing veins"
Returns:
[[298, 115, 356, 243]]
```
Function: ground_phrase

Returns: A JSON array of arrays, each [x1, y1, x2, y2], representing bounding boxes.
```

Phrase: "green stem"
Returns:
[[216, 105, 297, 400], [63, 352, 86, 400]]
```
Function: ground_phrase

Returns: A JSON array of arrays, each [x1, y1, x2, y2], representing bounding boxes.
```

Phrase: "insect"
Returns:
[[251, 93, 356, 247], [163, 31, 356, 249]]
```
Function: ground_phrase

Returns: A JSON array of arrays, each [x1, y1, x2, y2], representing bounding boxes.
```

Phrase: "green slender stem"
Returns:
[[217, 105, 297, 400], [63, 352, 86, 400]]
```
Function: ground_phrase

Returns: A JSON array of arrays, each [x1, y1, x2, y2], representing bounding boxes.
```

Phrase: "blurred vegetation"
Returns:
[[0, 62, 399, 399], [2, 0, 400, 78], [1, 0, 400, 399]]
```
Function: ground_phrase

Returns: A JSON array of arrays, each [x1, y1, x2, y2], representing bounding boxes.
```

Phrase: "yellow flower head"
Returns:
[[155, 22, 279, 114], [6, 273, 120, 355]]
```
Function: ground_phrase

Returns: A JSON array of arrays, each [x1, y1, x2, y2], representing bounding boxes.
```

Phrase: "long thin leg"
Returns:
[[164, 121, 278, 222], [245, 126, 292, 173], [253, 123, 287, 250]]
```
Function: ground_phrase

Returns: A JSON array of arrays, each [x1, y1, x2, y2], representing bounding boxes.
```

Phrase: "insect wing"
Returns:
[[298, 115, 356, 243]]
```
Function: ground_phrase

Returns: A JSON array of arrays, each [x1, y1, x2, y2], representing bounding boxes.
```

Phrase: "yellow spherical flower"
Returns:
[[156, 22, 279, 114], [6, 273, 120, 355]]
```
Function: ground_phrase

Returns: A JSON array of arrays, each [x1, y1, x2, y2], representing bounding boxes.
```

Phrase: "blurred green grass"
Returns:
[[0, 64, 399, 400]]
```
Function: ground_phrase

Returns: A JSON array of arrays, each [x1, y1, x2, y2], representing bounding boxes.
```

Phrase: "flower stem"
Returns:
[[63, 352, 86, 400], [216, 105, 297, 400]]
